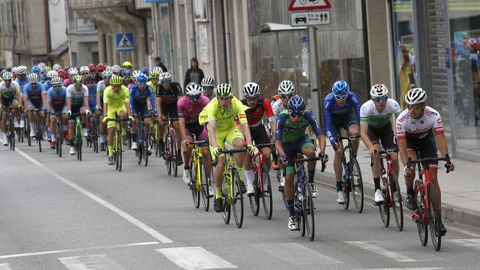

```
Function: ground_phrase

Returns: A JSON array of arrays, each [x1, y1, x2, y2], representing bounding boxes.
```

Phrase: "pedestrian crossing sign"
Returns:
[[115, 33, 135, 52]]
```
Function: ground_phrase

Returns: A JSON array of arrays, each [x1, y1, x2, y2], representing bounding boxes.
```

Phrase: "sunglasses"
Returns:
[[86, 81, 95, 84], [407, 104, 423, 110], [289, 110, 304, 118], [3, 80, 11, 83], [218, 96, 232, 101], [334, 94, 348, 100], [373, 96, 388, 103], [138, 82, 147, 86], [281, 94, 293, 99], [189, 94, 201, 101]]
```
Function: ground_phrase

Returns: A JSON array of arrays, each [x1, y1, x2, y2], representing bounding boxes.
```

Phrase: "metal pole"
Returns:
[[308, 26, 320, 121], [10, 0, 17, 66]]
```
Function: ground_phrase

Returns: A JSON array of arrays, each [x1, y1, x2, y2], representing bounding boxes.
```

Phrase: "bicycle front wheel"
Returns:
[[9, 115, 15, 151], [390, 173, 404, 231], [172, 136, 178, 177], [249, 169, 260, 216], [427, 184, 442, 251], [414, 180, 428, 246], [379, 186, 390, 227], [165, 137, 172, 175], [200, 159, 210, 211], [261, 164, 273, 220], [350, 159, 364, 213], [232, 169, 244, 228], [304, 182, 315, 241], [190, 158, 200, 209]]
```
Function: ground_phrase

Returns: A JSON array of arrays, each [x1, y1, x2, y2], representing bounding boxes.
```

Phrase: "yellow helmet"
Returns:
[[110, 74, 123, 85], [122, 61, 133, 68]]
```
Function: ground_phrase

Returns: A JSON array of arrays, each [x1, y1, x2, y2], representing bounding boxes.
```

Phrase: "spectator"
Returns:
[[154, 57, 168, 72], [184, 57, 204, 88]]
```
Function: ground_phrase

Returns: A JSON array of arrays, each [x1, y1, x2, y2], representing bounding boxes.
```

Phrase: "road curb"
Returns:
[[315, 168, 480, 229]]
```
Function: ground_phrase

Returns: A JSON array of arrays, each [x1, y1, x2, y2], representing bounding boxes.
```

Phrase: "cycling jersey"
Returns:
[[324, 92, 360, 144], [15, 78, 28, 94], [156, 82, 182, 104], [47, 86, 67, 113], [241, 98, 275, 127], [0, 81, 20, 102], [104, 85, 129, 108], [198, 96, 248, 132], [275, 110, 323, 143], [87, 84, 98, 110], [24, 82, 45, 108], [130, 84, 156, 116], [272, 98, 285, 116], [396, 106, 444, 140], [147, 81, 159, 92], [177, 95, 209, 124], [44, 80, 52, 91], [97, 80, 108, 107], [66, 84, 88, 107], [360, 99, 401, 129]]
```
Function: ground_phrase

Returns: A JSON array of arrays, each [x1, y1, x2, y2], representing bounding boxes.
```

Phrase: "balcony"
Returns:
[[68, 0, 132, 10]]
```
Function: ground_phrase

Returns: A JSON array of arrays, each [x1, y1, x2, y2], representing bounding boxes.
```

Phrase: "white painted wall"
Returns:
[[48, 0, 68, 50]]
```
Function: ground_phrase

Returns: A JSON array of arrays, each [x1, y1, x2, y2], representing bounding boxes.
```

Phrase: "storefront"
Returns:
[[390, 0, 480, 160]]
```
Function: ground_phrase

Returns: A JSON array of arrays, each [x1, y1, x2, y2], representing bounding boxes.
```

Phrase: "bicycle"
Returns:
[[188, 137, 210, 211], [5, 107, 15, 151], [151, 119, 160, 157], [292, 155, 325, 241], [31, 108, 45, 153], [221, 147, 248, 228], [370, 148, 403, 231], [52, 112, 66, 157], [134, 113, 150, 167], [87, 112, 99, 153], [408, 155, 451, 251], [71, 112, 86, 161], [248, 143, 274, 219], [163, 116, 179, 177], [107, 114, 128, 172], [339, 135, 364, 213]]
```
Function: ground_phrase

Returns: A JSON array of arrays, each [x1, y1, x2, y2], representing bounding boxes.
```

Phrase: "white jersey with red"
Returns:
[[395, 106, 444, 140]]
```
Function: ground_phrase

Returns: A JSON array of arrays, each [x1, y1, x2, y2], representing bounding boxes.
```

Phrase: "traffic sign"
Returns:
[[288, 0, 331, 11], [115, 33, 135, 52], [290, 11, 330, 26]]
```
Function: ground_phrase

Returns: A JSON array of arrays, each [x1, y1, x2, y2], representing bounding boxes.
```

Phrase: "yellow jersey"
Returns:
[[103, 85, 129, 108], [199, 96, 248, 132]]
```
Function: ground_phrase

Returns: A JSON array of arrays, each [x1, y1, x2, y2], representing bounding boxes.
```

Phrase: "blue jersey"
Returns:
[[47, 87, 67, 112], [275, 110, 323, 143], [130, 84, 157, 115], [87, 84, 98, 109], [24, 82, 45, 107], [16, 78, 28, 94], [44, 80, 52, 91]]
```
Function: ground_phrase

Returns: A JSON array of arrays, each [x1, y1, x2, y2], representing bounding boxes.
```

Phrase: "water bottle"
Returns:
[[343, 162, 350, 182], [297, 181, 304, 201]]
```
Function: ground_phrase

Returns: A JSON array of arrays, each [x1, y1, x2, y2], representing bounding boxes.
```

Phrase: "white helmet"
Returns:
[[37, 62, 46, 72], [242, 82, 260, 98], [51, 76, 63, 86], [185, 82, 203, 96], [16, 66, 28, 75], [405, 88, 427, 105], [132, 70, 142, 78], [111, 65, 121, 73], [2, 71, 13, 80], [79, 66, 89, 74], [52, 64, 62, 71], [201, 77, 215, 87], [278, 80, 295, 95], [46, 70, 58, 79], [27, 73, 39, 83], [160, 72, 172, 82], [68, 68, 78, 76], [370, 83, 389, 98]]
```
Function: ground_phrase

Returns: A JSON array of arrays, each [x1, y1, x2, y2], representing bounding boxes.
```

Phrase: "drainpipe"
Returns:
[[43, 0, 52, 56], [126, 3, 149, 60], [221, 0, 232, 84]]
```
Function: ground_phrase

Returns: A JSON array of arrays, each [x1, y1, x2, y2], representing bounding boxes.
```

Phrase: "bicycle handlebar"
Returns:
[[369, 148, 399, 167], [221, 148, 248, 155], [291, 156, 327, 172], [340, 135, 361, 141], [407, 156, 452, 173], [255, 143, 275, 148], [187, 140, 209, 146]]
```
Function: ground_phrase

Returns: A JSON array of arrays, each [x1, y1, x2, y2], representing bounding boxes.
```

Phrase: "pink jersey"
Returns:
[[396, 106, 444, 140], [177, 95, 209, 124]]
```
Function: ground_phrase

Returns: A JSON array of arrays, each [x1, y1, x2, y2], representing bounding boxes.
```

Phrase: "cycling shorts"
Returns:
[[185, 122, 208, 142], [51, 105, 67, 114], [161, 103, 178, 119], [367, 124, 397, 150], [134, 104, 151, 119], [282, 135, 315, 174], [406, 131, 438, 167], [69, 104, 85, 121], [211, 127, 244, 158], [250, 125, 271, 148], [107, 105, 127, 128], [329, 112, 358, 140], [27, 100, 45, 111]]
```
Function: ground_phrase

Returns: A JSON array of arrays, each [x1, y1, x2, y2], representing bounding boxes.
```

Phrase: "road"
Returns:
[[1, 143, 480, 270]]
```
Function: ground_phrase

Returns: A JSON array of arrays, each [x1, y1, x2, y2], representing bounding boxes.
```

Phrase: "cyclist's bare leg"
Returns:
[[391, 152, 400, 177], [118, 110, 128, 129], [232, 137, 245, 170], [172, 121, 182, 152], [0, 111, 7, 132], [144, 117, 151, 141], [107, 127, 115, 156], [68, 119, 75, 141], [405, 150, 418, 190], [50, 115, 57, 135], [214, 156, 226, 189], [261, 147, 272, 170], [348, 124, 360, 156], [80, 108, 90, 129], [371, 143, 382, 178], [183, 138, 194, 166], [428, 166, 441, 213], [202, 146, 212, 177], [284, 172, 295, 201], [333, 141, 345, 183]]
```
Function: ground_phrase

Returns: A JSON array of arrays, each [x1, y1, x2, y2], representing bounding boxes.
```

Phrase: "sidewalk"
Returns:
[[315, 143, 480, 229]]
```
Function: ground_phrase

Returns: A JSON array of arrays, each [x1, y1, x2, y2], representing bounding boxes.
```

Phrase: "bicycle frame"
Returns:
[[224, 154, 236, 205]]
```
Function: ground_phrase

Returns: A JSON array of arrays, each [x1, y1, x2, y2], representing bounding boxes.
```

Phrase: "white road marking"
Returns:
[[15, 147, 173, 244], [449, 238, 480, 249], [446, 226, 480, 238], [347, 241, 416, 262], [253, 243, 340, 265], [157, 246, 237, 270], [0, 241, 159, 260], [59, 254, 125, 270], [0, 264, 12, 270]]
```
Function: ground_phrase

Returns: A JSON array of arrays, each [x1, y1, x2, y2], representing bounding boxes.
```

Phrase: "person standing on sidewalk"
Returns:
[[396, 88, 455, 236], [184, 58, 204, 89], [360, 84, 402, 205], [154, 57, 168, 72]]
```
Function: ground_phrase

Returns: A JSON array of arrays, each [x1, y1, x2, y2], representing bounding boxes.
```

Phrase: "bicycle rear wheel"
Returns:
[[390, 173, 404, 231], [143, 130, 149, 167], [232, 169, 244, 228], [249, 169, 260, 216], [26, 120, 31, 147], [76, 128, 82, 161], [190, 158, 200, 209], [165, 137, 172, 175], [92, 120, 98, 153], [37, 121, 43, 153], [304, 183, 315, 241], [261, 164, 273, 220], [414, 180, 428, 246], [427, 184, 442, 251], [350, 159, 364, 213], [172, 136, 178, 177], [137, 132, 143, 166], [9, 114, 15, 151], [200, 159, 210, 211]]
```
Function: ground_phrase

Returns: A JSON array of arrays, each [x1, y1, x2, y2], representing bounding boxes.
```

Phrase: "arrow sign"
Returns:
[[288, 0, 331, 11]]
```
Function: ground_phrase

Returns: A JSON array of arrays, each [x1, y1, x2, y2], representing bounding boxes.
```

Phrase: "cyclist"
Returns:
[[241, 82, 276, 195], [200, 77, 216, 100], [102, 74, 132, 165], [122, 61, 133, 71], [360, 84, 402, 204], [23, 73, 46, 138], [130, 73, 157, 151], [122, 69, 134, 88], [66, 75, 91, 155], [198, 83, 255, 213], [46, 76, 68, 149], [147, 67, 162, 93], [97, 70, 112, 151], [111, 65, 122, 76], [155, 72, 183, 163], [14, 66, 28, 94], [396, 88, 455, 236], [0, 71, 22, 145], [275, 95, 327, 230], [79, 66, 90, 77], [64, 68, 78, 87], [324, 80, 361, 204], [178, 82, 212, 186], [84, 74, 99, 142]]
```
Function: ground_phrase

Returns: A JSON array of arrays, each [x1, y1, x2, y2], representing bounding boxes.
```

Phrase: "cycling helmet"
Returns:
[[132, 70, 142, 78], [88, 64, 97, 73], [140, 67, 149, 75], [72, 75, 84, 85], [149, 67, 162, 79], [68, 68, 78, 76], [121, 69, 132, 77], [111, 65, 121, 74], [278, 80, 295, 95], [2, 71, 13, 80], [16, 66, 28, 75], [58, 69, 68, 79], [405, 88, 427, 105], [135, 73, 148, 84], [79, 66, 89, 74], [102, 70, 113, 80], [105, 66, 113, 72], [45, 66, 51, 72], [242, 82, 260, 98], [37, 62, 46, 72], [32, 66, 41, 74], [185, 82, 203, 96], [27, 73, 39, 83], [96, 63, 106, 72], [216, 83, 233, 98], [370, 83, 389, 98], [159, 72, 172, 83], [332, 80, 350, 96], [110, 74, 123, 85], [288, 95, 306, 115], [51, 76, 63, 86], [46, 70, 58, 79], [201, 77, 215, 87], [84, 73, 96, 82], [122, 61, 133, 68], [52, 64, 62, 71]]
